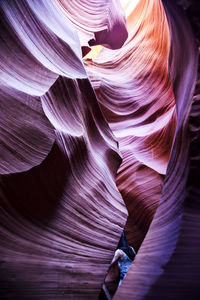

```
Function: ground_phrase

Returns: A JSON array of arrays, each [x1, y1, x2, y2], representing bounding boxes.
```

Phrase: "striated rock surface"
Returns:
[[114, 0, 200, 299], [0, 0, 128, 299], [1, 0, 200, 299], [84, 0, 177, 253], [54, 0, 128, 50]]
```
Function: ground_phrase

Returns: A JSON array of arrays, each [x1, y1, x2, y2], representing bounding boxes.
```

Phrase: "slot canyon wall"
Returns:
[[0, 0, 199, 299]]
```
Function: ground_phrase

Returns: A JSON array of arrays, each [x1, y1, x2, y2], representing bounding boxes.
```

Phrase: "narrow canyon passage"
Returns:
[[0, 0, 200, 299]]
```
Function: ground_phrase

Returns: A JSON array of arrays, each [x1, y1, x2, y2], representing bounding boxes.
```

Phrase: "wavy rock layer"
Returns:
[[54, 0, 128, 50], [0, 0, 200, 299], [84, 0, 177, 253], [0, 0, 128, 299], [114, 1, 199, 299]]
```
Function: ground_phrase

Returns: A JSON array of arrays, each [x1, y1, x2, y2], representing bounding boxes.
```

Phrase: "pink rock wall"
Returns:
[[0, 0, 199, 299]]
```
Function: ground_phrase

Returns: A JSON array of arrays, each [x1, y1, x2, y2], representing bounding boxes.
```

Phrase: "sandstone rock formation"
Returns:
[[0, 0, 199, 299]]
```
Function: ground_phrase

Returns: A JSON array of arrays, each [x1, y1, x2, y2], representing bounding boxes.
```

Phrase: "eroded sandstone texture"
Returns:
[[0, 0, 199, 299]]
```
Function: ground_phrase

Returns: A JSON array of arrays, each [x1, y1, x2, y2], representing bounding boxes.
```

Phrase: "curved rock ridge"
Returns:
[[84, 0, 177, 253], [0, 0, 128, 299], [0, 0, 87, 93], [0, 87, 55, 174], [0, 0, 88, 173], [114, 0, 199, 299], [0, 78, 127, 299], [54, 0, 128, 50], [1, 0, 200, 299]]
